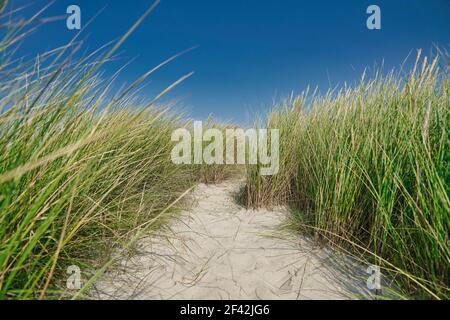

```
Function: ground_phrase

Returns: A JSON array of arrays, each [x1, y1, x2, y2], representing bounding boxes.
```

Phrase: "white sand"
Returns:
[[91, 180, 374, 300]]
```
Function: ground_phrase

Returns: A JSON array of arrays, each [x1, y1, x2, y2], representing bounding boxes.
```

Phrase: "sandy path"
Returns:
[[92, 180, 373, 300]]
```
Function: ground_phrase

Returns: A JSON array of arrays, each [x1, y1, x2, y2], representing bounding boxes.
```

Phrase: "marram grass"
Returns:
[[244, 52, 449, 299], [0, 3, 231, 299], [0, 3, 448, 300], [0, 65, 198, 298]]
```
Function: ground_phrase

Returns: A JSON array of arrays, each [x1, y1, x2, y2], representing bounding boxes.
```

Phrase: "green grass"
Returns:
[[0, 61, 198, 298], [0, 2, 233, 299], [1, 2, 448, 301], [243, 52, 449, 299]]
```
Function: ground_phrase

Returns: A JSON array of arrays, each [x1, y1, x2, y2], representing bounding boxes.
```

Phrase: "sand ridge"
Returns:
[[92, 180, 373, 299]]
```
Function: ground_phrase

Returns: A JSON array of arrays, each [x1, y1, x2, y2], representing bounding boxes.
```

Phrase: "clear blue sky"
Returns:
[[8, 0, 450, 123]]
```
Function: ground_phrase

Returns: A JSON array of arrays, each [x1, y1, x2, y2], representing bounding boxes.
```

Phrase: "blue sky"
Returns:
[[7, 0, 450, 123]]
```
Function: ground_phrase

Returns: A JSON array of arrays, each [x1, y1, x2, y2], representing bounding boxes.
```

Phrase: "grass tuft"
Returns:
[[0, 3, 231, 299], [244, 51, 449, 299]]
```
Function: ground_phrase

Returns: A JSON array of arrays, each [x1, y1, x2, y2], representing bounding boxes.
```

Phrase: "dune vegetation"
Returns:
[[0, 3, 448, 300], [0, 4, 233, 299], [243, 52, 449, 299]]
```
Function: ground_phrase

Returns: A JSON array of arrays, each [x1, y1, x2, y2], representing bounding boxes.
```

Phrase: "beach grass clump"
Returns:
[[243, 52, 449, 299], [194, 118, 245, 184], [0, 3, 233, 298], [0, 56, 200, 298]]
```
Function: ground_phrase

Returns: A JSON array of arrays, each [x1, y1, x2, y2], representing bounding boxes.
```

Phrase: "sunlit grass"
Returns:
[[0, 1, 231, 299], [244, 51, 449, 299]]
